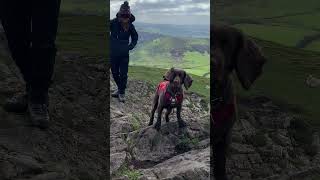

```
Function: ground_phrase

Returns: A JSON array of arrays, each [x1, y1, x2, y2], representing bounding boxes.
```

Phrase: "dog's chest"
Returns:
[[157, 81, 184, 106]]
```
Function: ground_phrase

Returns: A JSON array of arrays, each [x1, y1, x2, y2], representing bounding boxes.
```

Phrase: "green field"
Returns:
[[61, 0, 106, 15], [130, 36, 210, 78], [233, 24, 317, 47], [214, 0, 320, 52]]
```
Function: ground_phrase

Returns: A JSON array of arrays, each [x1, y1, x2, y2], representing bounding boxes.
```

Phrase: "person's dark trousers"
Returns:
[[0, 0, 61, 104], [111, 55, 129, 95], [212, 123, 230, 180]]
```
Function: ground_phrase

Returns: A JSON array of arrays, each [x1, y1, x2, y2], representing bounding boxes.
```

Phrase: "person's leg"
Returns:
[[118, 56, 129, 95], [1, 1, 32, 112], [111, 56, 121, 91], [30, 0, 61, 105], [1, 1, 32, 88], [27, 0, 61, 129]]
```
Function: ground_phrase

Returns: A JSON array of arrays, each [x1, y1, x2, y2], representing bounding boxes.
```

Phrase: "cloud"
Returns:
[[110, 0, 210, 25]]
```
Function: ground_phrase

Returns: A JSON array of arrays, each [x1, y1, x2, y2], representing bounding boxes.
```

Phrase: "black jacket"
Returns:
[[110, 14, 138, 57]]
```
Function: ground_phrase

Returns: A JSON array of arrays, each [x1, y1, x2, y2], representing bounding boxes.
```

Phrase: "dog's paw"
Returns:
[[178, 120, 187, 128]]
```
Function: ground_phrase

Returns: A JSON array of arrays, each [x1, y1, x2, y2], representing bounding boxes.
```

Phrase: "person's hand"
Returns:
[[306, 74, 320, 88]]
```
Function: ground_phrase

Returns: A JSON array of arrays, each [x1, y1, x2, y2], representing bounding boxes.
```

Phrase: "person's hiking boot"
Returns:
[[111, 90, 119, 98], [119, 93, 126, 102], [3, 94, 28, 113], [28, 102, 50, 129]]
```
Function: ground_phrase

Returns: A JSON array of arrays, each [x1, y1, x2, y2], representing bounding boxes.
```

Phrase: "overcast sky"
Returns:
[[110, 0, 210, 25]]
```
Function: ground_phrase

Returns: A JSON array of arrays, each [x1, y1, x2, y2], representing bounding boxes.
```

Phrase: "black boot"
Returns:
[[118, 93, 126, 102], [111, 89, 119, 98], [28, 91, 50, 129]]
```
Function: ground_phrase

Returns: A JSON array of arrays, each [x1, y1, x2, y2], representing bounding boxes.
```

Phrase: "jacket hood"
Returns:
[[116, 13, 135, 23]]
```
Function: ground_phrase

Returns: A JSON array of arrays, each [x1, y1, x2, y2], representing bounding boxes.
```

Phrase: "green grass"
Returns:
[[234, 24, 316, 47], [115, 165, 142, 180], [61, 0, 106, 15], [57, 15, 108, 57], [128, 66, 210, 102], [306, 40, 320, 51], [215, 0, 320, 52]]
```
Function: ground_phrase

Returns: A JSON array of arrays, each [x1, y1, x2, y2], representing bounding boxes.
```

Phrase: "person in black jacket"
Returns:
[[110, 1, 138, 102], [0, 0, 60, 129]]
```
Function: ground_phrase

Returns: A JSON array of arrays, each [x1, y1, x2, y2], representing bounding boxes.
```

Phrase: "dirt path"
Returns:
[[0, 38, 109, 180]]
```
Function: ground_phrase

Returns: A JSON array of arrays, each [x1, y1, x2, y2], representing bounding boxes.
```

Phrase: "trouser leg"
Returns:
[[0, 0, 32, 90], [111, 56, 121, 90], [118, 57, 129, 94], [30, 0, 61, 104]]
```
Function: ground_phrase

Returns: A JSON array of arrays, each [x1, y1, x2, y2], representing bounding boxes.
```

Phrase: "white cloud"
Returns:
[[110, 0, 210, 25]]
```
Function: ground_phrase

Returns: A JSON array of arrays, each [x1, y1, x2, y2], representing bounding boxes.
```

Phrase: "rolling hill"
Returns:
[[130, 31, 210, 78], [214, 0, 320, 52]]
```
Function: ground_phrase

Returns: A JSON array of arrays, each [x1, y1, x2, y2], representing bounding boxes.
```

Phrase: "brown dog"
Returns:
[[211, 25, 266, 179], [148, 68, 193, 131]]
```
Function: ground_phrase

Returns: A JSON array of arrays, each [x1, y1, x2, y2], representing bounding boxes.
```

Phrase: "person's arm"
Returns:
[[128, 24, 138, 50]]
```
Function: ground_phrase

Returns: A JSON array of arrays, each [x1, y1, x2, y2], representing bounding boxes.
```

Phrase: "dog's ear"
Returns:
[[235, 35, 266, 90], [183, 71, 193, 90], [163, 67, 175, 81]]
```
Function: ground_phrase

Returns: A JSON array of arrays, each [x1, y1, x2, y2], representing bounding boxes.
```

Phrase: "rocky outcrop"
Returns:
[[110, 79, 210, 179], [223, 97, 320, 180]]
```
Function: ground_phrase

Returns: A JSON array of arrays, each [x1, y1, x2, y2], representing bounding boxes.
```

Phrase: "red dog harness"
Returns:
[[157, 81, 183, 105], [211, 99, 236, 128]]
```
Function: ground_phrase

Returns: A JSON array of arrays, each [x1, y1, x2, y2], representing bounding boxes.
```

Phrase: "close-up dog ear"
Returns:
[[163, 67, 175, 81], [235, 36, 265, 90], [183, 72, 193, 90]]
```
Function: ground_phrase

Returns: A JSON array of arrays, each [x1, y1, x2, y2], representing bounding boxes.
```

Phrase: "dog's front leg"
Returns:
[[148, 94, 159, 126], [154, 106, 164, 131], [165, 107, 172, 123], [176, 105, 186, 128]]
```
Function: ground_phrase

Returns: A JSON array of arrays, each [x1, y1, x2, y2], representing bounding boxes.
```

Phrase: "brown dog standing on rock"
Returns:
[[148, 68, 193, 131], [211, 25, 266, 180]]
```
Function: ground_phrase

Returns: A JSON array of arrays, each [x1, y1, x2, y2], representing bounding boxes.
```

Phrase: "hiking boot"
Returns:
[[3, 94, 28, 113], [111, 90, 119, 98], [28, 102, 49, 129], [119, 93, 126, 102]]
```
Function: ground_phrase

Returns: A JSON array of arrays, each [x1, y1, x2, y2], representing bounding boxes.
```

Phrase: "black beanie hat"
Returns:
[[119, 1, 131, 15]]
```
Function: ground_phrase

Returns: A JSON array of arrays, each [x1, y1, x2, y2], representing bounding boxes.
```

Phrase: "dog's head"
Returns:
[[235, 37, 266, 90], [212, 25, 266, 90], [163, 68, 193, 90]]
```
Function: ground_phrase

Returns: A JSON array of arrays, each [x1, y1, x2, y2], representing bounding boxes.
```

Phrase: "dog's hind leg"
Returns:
[[148, 94, 159, 126], [154, 106, 164, 131], [176, 105, 186, 128], [165, 108, 172, 123]]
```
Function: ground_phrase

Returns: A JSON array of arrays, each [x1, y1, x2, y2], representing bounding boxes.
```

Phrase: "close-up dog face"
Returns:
[[236, 38, 266, 90], [164, 68, 193, 90]]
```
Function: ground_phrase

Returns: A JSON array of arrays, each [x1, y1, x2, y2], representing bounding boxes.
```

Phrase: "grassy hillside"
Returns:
[[214, 0, 320, 52], [130, 35, 210, 78], [57, 15, 108, 57], [61, 0, 106, 15]]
